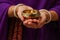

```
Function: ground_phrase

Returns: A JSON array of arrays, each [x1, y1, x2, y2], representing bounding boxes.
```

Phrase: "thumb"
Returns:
[[17, 12, 24, 21]]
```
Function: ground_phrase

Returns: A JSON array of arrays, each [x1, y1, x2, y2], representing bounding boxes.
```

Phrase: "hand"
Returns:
[[23, 19, 40, 28], [17, 4, 33, 21], [23, 10, 47, 28]]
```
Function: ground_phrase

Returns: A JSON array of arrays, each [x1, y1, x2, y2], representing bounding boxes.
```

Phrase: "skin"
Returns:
[[8, 4, 59, 28]]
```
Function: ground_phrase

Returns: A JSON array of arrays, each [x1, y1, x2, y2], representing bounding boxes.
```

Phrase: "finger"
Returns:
[[23, 21, 33, 28], [36, 20, 40, 23], [27, 22, 37, 28], [20, 15, 24, 21], [26, 6, 33, 10], [26, 19, 33, 25], [32, 19, 40, 25], [28, 19, 33, 22], [28, 21, 32, 25], [23, 19, 36, 28], [23, 19, 32, 24], [33, 19, 37, 22], [17, 12, 24, 21]]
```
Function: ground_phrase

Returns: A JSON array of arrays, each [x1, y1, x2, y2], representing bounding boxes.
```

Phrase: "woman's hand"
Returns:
[[23, 10, 47, 28], [17, 4, 33, 21]]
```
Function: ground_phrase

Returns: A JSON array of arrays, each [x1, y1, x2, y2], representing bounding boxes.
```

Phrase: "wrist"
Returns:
[[45, 12, 51, 22], [14, 4, 25, 18], [49, 11, 59, 21], [8, 4, 25, 18], [39, 9, 52, 24], [8, 5, 15, 17]]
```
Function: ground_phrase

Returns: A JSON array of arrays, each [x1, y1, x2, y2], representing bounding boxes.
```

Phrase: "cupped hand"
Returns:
[[17, 4, 33, 21], [23, 10, 47, 28]]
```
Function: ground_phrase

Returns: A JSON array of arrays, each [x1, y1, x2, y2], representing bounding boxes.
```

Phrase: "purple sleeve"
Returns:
[[50, 0, 60, 27], [0, 3, 12, 40]]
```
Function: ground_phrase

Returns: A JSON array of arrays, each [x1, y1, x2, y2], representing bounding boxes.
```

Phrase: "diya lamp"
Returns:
[[22, 9, 41, 19]]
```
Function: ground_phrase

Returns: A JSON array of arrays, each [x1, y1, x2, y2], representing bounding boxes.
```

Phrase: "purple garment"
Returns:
[[0, 0, 60, 40]]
